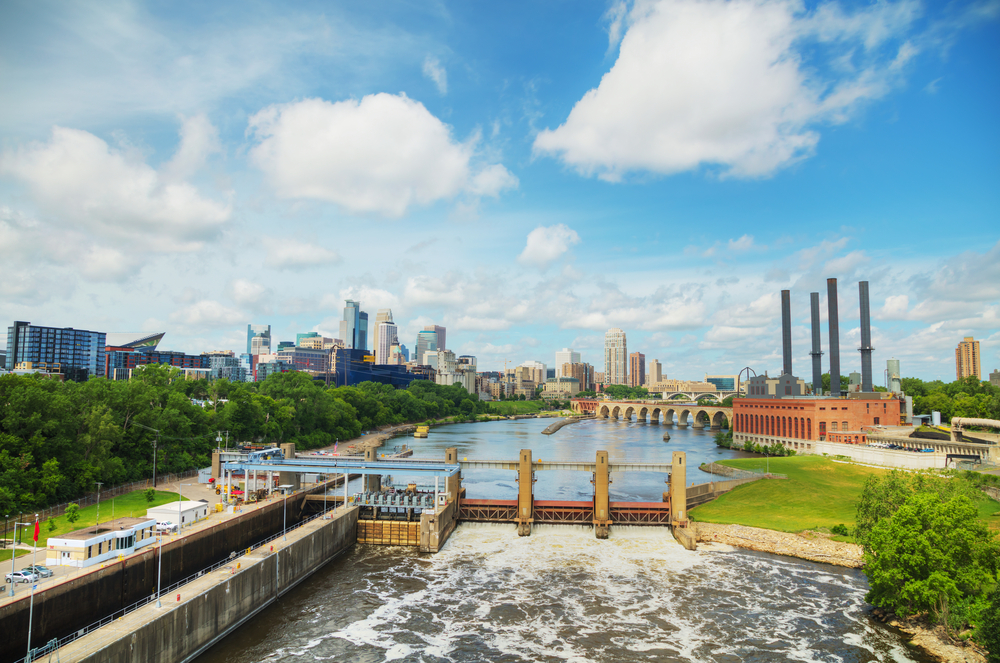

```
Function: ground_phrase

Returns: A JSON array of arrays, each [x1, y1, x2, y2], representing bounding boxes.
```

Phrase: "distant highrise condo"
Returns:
[[956, 337, 981, 380], [247, 324, 271, 355], [5, 320, 107, 382], [423, 325, 446, 352], [338, 300, 368, 351], [604, 328, 627, 385], [374, 309, 394, 363], [648, 359, 663, 387], [554, 348, 580, 376], [628, 352, 645, 388], [416, 330, 438, 365]]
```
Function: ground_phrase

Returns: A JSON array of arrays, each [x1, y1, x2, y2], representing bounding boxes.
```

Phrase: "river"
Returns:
[[198, 417, 931, 662]]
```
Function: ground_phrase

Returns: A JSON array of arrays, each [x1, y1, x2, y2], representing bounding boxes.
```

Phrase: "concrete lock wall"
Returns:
[[0, 492, 312, 663], [810, 440, 946, 469], [75, 508, 358, 663]]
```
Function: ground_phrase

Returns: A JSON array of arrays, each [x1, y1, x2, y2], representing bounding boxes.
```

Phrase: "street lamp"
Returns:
[[3, 515, 7, 550], [94, 482, 104, 531]]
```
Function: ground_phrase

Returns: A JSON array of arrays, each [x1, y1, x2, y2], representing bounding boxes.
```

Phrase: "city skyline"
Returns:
[[0, 1, 997, 381]]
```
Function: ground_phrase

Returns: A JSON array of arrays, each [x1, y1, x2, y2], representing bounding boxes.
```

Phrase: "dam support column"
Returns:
[[593, 450, 610, 539], [516, 449, 534, 536], [279, 443, 300, 491], [364, 446, 382, 493], [670, 451, 687, 526], [445, 447, 461, 506]]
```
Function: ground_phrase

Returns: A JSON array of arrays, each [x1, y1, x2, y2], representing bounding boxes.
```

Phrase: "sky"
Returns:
[[1, 0, 998, 382]]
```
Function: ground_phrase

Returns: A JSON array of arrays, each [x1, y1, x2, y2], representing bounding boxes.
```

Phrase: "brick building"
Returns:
[[733, 393, 905, 451]]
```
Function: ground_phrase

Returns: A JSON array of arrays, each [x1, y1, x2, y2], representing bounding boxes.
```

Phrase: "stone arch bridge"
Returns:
[[572, 399, 732, 430]]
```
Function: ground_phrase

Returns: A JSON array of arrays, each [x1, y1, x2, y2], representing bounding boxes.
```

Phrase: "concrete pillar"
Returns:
[[670, 451, 687, 526], [211, 451, 221, 480], [516, 449, 533, 536], [364, 446, 381, 493], [445, 447, 461, 506], [279, 443, 299, 491], [593, 450, 610, 539]]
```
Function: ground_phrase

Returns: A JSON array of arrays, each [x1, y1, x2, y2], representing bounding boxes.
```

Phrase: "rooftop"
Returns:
[[54, 517, 154, 540]]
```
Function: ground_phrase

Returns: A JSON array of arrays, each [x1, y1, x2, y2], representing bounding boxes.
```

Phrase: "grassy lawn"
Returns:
[[26, 490, 181, 548], [492, 401, 546, 415], [690, 456, 889, 533], [0, 548, 30, 562]]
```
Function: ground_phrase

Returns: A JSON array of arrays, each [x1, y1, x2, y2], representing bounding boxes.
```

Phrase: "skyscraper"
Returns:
[[956, 337, 981, 380], [554, 348, 580, 376], [338, 300, 368, 350], [416, 330, 438, 365], [247, 324, 271, 355], [648, 359, 663, 386], [423, 325, 446, 352], [6, 321, 107, 382], [373, 309, 394, 363], [628, 352, 645, 388], [604, 328, 627, 386], [376, 320, 398, 365]]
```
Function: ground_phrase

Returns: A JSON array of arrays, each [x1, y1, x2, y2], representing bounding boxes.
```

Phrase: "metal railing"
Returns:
[[14, 504, 346, 663]]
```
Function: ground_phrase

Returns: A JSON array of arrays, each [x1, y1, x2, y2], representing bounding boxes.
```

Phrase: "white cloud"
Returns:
[[534, 0, 918, 180], [0, 125, 230, 251], [422, 56, 448, 95], [161, 114, 221, 182], [228, 279, 271, 308], [517, 224, 582, 268], [170, 300, 245, 327], [247, 94, 516, 216], [265, 238, 341, 269]]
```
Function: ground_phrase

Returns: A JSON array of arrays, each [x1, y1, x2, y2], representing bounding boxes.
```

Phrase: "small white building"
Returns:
[[147, 501, 211, 529], [46, 517, 156, 568]]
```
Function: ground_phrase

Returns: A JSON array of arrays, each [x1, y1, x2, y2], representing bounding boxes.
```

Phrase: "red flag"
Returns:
[[33, 519, 39, 542]]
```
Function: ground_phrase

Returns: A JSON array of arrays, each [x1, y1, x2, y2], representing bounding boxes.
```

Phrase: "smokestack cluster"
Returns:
[[859, 281, 874, 393], [809, 292, 823, 394], [777, 278, 876, 396], [781, 290, 792, 376], [827, 278, 841, 397]]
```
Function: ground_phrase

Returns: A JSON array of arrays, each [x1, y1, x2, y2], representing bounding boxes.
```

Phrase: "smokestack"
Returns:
[[809, 292, 823, 394], [827, 278, 841, 397], [781, 290, 792, 376], [859, 281, 874, 392]]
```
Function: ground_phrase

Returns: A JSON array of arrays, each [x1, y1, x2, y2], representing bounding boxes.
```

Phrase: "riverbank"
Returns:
[[871, 609, 989, 663], [693, 521, 863, 567]]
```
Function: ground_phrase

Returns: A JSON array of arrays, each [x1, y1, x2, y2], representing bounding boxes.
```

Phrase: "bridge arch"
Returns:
[[712, 411, 729, 429], [624, 406, 636, 421], [650, 407, 662, 423], [598, 405, 610, 419], [611, 405, 622, 420], [638, 406, 649, 422], [677, 408, 692, 427]]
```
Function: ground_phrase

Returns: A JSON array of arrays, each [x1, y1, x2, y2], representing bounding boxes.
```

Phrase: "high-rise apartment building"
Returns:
[[338, 300, 368, 350], [647, 359, 663, 386], [376, 320, 398, 365], [423, 325, 446, 352], [604, 328, 627, 385], [956, 337, 981, 380], [628, 352, 645, 388], [415, 330, 438, 365], [247, 324, 271, 355], [373, 309, 394, 363], [554, 348, 580, 376], [6, 321, 107, 382], [562, 362, 595, 392]]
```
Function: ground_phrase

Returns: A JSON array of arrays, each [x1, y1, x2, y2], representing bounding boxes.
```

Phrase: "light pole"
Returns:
[[94, 483, 103, 531], [283, 489, 287, 541], [3, 514, 7, 550], [8, 521, 17, 597], [155, 534, 164, 607]]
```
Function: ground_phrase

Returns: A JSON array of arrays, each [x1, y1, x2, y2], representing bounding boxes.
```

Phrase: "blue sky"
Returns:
[[1, 0, 998, 382]]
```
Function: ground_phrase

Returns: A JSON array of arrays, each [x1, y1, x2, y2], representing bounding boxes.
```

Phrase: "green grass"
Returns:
[[493, 401, 546, 414], [0, 548, 30, 562], [690, 456, 889, 533], [31, 490, 180, 548]]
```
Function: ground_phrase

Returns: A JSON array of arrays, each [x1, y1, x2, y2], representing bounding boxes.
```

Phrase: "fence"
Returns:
[[16, 470, 201, 523]]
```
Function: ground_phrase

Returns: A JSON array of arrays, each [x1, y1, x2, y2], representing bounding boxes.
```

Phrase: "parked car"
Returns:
[[155, 521, 178, 533], [5, 570, 38, 584], [24, 565, 53, 578]]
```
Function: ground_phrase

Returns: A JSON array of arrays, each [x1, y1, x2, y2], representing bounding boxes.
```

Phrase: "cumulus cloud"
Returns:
[[169, 300, 245, 327], [228, 279, 271, 308], [422, 56, 448, 94], [517, 224, 582, 268], [161, 114, 221, 182], [265, 238, 341, 269], [247, 94, 517, 216], [0, 125, 230, 251], [534, 0, 919, 180]]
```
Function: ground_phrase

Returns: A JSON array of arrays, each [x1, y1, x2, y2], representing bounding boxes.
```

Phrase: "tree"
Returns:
[[144, 488, 156, 504], [64, 503, 80, 525], [978, 587, 1000, 662], [863, 491, 999, 622]]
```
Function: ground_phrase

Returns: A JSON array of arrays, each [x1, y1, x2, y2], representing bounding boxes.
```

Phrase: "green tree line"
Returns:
[[901, 375, 1000, 422], [0, 366, 499, 515]]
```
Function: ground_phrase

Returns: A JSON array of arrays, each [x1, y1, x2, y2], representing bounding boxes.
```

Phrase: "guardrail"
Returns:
[[15, 504, 346, 663]]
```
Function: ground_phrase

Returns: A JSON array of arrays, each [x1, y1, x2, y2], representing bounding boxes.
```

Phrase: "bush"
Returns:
[[64, 503, 80, 525], [831, 524, 849, 536]]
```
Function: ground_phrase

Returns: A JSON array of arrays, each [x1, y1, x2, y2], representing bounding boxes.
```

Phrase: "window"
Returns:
[[831, 422, 838, 431], [874, 417, 880, 425], [842, 421, 848, 431], [98, 542, 103, 554], [87, 546, 92, 558]]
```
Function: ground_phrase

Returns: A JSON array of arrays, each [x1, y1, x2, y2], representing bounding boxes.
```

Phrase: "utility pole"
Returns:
[[94, 482, 103, 530]]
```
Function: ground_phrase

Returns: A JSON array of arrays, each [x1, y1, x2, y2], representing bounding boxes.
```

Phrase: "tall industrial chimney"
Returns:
[[827, 278, 841, 397], [781, 290, 792, 376], [859, 281, 874, 392], [809, 292, 823, 394]]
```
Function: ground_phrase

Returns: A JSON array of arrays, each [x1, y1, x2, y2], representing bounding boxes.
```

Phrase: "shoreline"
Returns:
[[692, 521, 863, 568]]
